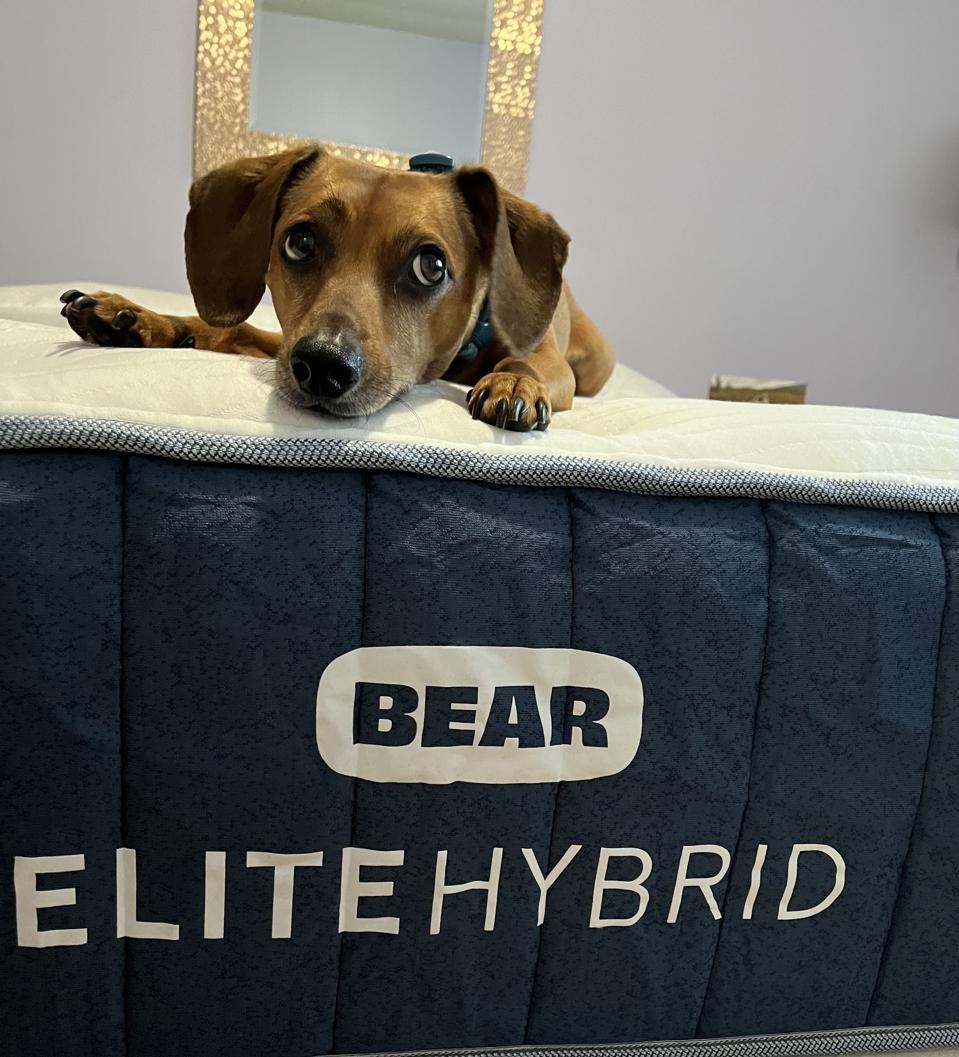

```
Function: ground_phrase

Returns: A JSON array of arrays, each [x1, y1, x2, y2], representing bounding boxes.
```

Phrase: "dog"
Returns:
[[61, 146, 614, 431]]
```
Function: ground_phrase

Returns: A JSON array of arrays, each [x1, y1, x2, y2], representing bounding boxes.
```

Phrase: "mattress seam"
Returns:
[[3, 415, 959, 514], [119, 453, 131, 1057], [863, 514, 951, 1022], [355, 1020, 959, 1057], [519, 488, 577, 1043], [693, 500, 772, 1037], [329, 469, 369, 1051]]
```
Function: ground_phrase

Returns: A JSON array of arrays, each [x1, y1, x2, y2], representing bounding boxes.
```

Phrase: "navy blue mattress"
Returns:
[[3, 448, 959, 1057]]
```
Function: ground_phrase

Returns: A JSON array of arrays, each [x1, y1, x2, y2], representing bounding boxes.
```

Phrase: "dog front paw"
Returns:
[[466, 372, 551, 432], [59, 289, 192, 349]]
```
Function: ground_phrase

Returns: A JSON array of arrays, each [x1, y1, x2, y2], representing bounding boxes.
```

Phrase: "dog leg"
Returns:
[[565, 299, 615, 398], [465, 331, 575, 432], [59, 289, 281, 359]]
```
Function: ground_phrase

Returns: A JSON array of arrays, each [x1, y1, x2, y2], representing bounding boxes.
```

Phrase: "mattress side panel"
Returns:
[[3, 450, 956, 1055], [868, 513, 959, 1024], [118, 458, 364, 1057], [0, 451, 125, 1057], [523, 492, 769, 1044], [329, 474, 573, 1053], [698, 504, 945, 1036]]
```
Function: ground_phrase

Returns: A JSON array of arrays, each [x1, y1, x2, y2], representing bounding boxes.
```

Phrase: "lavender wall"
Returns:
[[0, 0, 197, 293], [526, 0, 959, 414]]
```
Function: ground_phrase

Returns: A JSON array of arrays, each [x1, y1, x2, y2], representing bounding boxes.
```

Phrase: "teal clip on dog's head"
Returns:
[[409, 152, 455, 174]]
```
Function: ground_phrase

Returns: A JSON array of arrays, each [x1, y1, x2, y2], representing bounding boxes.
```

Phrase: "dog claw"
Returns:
[[506, 397, 531, 432], [112, 309, 136, 329], [466, 388, 474, 403], [72, 295, 95, 311], [176, 334, 196, 348], [535, 399, 549, 431], [471, 388, 489, 420], [59, 289, 83, 304], [495, 398, 509, 429]]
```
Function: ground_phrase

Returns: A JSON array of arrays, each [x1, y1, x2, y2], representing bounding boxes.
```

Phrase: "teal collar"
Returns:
[[453, 303, 493, 365]]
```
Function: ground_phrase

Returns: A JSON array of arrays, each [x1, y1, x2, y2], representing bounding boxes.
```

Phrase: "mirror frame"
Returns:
[[193, 0, 544, 194]]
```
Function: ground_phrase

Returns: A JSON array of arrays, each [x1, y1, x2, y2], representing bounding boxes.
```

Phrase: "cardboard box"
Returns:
[[709, 375, 807, 404]]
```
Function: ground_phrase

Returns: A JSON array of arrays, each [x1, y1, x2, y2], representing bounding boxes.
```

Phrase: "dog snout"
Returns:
[[290, 338, 363, 401]]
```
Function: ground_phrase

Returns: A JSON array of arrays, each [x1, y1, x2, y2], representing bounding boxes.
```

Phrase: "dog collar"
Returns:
[[454, 303, 493, 365]]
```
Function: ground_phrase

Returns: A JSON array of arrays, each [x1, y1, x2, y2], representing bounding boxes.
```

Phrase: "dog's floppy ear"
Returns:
[[185, 146, 321, 326], [455, 167, 570, 356]]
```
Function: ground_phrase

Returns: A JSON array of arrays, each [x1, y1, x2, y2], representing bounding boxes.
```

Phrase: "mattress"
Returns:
[[3, 284, 959, 1057]]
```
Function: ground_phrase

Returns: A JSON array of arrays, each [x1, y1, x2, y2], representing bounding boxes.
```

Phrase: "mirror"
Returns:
[[249, 0, 493, 164], [193, 0, 543, 193]]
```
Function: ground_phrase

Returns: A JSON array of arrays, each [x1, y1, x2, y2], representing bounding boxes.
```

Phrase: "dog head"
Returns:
[[185, 147, 569, 416]]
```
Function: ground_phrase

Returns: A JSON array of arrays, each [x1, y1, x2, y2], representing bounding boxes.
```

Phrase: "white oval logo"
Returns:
[[315, 646, 643, 784]]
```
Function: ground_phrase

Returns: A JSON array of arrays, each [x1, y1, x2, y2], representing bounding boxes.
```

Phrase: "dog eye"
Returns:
[[409, 246, 447, 287], [282, 224, 317, 263]]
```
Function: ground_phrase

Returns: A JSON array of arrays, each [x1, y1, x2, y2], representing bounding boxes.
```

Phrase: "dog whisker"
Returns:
[[395, 395, 427, 435]]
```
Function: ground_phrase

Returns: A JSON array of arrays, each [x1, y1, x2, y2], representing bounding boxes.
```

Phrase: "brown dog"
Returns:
[[61, 146, 614, 431]]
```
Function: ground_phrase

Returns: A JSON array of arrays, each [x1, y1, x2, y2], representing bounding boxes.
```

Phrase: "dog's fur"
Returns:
[[62, 146, 614, 430]]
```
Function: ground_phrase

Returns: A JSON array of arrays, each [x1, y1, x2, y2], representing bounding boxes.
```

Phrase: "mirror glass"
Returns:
[[249, 0, 493, 163]]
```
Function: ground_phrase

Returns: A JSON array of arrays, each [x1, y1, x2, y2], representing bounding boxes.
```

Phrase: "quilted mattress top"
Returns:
[[1, 283, 958, 509]]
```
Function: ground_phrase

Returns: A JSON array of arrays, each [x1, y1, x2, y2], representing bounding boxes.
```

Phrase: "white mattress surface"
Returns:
[[1, 283, 958, 494]]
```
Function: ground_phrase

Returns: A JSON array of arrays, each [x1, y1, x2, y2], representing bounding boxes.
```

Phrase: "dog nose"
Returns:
[[290, 339, 363, 400]]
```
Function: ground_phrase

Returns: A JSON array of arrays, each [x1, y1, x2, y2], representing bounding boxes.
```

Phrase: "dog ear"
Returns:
[[455, 167, 570, 356], [185, 146, 321, 327]]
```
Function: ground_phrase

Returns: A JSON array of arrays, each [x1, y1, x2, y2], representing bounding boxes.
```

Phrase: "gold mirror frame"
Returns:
[[194, 0, 544, 194]]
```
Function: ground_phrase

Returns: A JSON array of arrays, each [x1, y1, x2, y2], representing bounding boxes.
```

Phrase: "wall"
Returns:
[[0, 0, 198, 295], [251, 10, 486, 162], [527, 0, 959, 415], [2, 0, 958, 415]]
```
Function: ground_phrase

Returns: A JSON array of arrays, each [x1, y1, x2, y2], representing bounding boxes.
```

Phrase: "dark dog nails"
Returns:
[[112, 309, 136, 329], [466, 388, 474, 403], [506, 397, 530, 432], [72, 295, 95, 311], [535, 399, 549, 431], [176, 334, 196, 348], [59, 289, 83, 304], [495, 398, 509, 429], [471, 388, 489, 420]]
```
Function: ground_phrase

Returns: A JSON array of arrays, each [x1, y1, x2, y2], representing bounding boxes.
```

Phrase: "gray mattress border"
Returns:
[[347, 1023, 959, 1057], [2, 414, 959, 514]]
